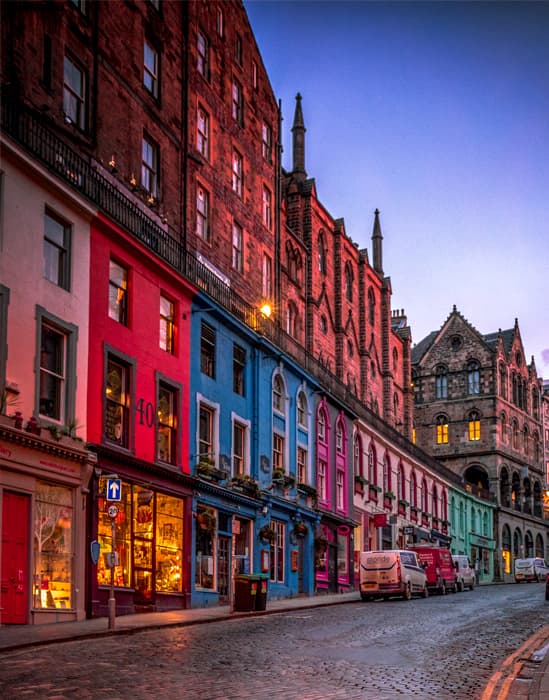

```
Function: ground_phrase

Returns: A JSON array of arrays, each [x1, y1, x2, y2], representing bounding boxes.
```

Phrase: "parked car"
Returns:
[[452, 554, 475, 591], [514, 557, 549, 583], [359, 549, 429, 601], [407, 545, 458, 594]]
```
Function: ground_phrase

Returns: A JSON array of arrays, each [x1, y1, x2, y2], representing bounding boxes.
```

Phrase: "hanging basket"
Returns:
[[259, 525, 276, 543], [294, 522, 308, 537], [196, 509, 216, 533]]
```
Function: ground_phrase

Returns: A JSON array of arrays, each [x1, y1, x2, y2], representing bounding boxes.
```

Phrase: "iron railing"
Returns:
[[1, 100, 464, 487]]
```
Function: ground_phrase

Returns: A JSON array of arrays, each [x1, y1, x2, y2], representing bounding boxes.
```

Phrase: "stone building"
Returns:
[[412, 307, 547, 581]]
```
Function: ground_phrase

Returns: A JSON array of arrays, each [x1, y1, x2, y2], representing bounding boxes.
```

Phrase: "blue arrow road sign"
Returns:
[[106, 478, 122, 501]]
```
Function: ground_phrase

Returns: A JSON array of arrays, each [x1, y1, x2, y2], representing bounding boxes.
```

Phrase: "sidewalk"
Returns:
[[1, 592, 548, 700]]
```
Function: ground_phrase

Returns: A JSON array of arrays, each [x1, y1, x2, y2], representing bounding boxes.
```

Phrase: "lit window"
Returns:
[[436, 366, 447, 399], [196, 185, 210, 242], [436, 415, 449, 444], [297, 446, 307, 484], [262, 186, 272, 229], [273, 374, 284, 413], [143, 41, 159, 97], [273, 433, 284, 471], [232, 79, 243, 124], [197, 107, 209, 158], [262, 253, 272, 299], [105, 356, 130, 447], [269, 520, 285, 583], [39, 323, 66, 421], [200, 322, 215, 378], [262, 122, 272, 163], [141, 135, 158, 197], [233, 421, 246, 475], [157, 383, 176, 464], [108, 259, 128, 325], [159, 295, 174, 353], [63, 55, 85, 128], [197, 30, 209, 79], [232, 221, 243, 272], [44, 210, 70, 290], [232, 149, 243, 196], [233, 344, 245, 396], [468, 411, 481, 441]]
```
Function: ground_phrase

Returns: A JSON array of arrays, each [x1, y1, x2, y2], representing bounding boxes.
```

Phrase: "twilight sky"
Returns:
[[244, 0, 549, 378]]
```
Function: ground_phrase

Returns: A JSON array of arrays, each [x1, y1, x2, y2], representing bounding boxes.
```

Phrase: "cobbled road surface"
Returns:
[[0, 582, 546, 699]]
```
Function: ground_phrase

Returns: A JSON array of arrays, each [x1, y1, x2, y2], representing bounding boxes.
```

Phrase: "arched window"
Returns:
[[272, 374, 284, 413], [286, 301, 298, 337], [533, 432, 540, 462], [467, 360, 480, 395], [500, 467, 510, 508], [513, 528, 522, 559], [432, 484, 438, 518], [368, 288, 375, 326], [502, 525, 511, 574], [368, 444, 377, 485], [436, 366, 448, 399], [532, 387, 539, 420], [512, 419, 519, 449], [317, 409, 326, 442], [383, 454, 392, 493], [335, 421, 343, 454], [392, 348, 398, 371], [468, 410, 481, 441], [354, 434, 363, 479], [318, 232, 327, 275], [442, 491, 448, 522], [499, 363, 507, 399], [296, 391, 308, 428], [421, 478, 428, 512], [398, 463, 405, 502], [411, 471, 417, 507], [436, 415, 449, 444], [523, 425, 529, 455], [344, 262, 353, 302], [500, 411, 507, 443], [512, 373, 518, 405], [393, 393, 399, 423]]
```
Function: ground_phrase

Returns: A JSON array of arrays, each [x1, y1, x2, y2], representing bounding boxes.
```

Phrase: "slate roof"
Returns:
[[411, 330, 438, 364], [483, 328, 515, 355]]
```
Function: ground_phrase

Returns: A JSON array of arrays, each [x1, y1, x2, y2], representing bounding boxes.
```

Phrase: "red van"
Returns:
[[407, 545, 457, 595]]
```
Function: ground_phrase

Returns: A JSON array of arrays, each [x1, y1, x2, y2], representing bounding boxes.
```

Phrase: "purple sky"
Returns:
[[244, 0, 549, 378]]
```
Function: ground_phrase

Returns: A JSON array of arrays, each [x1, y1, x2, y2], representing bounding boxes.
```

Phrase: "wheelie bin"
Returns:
[[255, 574, 269, 611], [234, 574, 259, 611]]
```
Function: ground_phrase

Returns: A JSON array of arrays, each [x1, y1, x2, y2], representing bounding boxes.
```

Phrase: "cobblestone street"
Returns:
[[1, 583, 546, 699]]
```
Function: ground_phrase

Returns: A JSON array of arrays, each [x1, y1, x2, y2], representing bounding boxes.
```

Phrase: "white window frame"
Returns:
[[63, 55, 85, 128], [232, 221, 243, 272], [231, 412, 251, 477], [196, 394, 220, 466], [141, 135, 158, 197], [143, 40, 158, 97], [197, 106, 209, 158], [196, 185, 210, 242]]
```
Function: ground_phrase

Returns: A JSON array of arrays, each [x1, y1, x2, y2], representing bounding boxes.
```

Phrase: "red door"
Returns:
[[1, 491, 30, 624]]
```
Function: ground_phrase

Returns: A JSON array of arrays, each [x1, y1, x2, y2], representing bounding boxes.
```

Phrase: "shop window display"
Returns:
[[195, 505, 217, 589], [97, 479, 132, 588], [155, 495, 183, 592], [33, 482, 73, 610]]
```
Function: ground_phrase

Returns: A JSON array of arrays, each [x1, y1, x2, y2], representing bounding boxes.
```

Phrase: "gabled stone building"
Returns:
[[412, 307, 547, 581]]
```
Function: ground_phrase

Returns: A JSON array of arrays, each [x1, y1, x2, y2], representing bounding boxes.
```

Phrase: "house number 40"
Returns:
[[136, 398, 155, 428]]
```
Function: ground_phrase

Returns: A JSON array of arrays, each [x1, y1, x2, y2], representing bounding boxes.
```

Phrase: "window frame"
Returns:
[[232, 78, 244, 125], [262, 122, 272, 163], [436, 415, 449, 444], [435, 365, 448, 400], [200, 321, 216, 378], [197, 29, 209, 80], [156, 376, 180, 465], [468, 411, 481, 441], [231, 414, 250, 477], [159, 294, 175, 354], [269, 520, 285, 583], [103, 346, 135, 450], [141, 134, 159, 197], [272, 432, 285, 472], [197, 106, 210, 159], [108, 258, 128, 326], [63, 54, 86, 129], [232, 148, 243, 197], [143, 39, 159, 98], [232, 343, 246, 396], [231, 220, 243, 273], [262, 253, 272, 299], [262, 185, 272, 229], [196, 184, 210, 243], [44, 208, 71, 291]]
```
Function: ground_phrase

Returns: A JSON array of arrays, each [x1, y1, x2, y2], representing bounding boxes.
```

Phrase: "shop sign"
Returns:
[[373, 514, 387, 527]]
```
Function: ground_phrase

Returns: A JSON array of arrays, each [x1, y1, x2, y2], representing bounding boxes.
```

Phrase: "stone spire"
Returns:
[[291, 93, 306, 180], [372, 208, 383, 275]]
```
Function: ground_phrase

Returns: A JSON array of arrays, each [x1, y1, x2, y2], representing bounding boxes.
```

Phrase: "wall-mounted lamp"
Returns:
[[259, 303, 272, 318], [130, 174, 137, 189], [261, 505, 269, 516], [108, 156, 117, 174]]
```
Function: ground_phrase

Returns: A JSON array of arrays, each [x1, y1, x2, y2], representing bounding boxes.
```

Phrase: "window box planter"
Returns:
[[354, 475, 368, 488], [228, 474, 260, 499], [297, 483, 318, 508], [195, 460, 227, 483], [272, 469, 296, 489]]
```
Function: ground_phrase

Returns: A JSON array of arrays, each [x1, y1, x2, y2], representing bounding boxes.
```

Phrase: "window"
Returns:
[[286, 302, 297, 337], [198, 403, 214, 460], [63, 55, 85, 128], [108, 259, 128, 325], [197, 30, 209, 79], [262, 186, 272, 229], [262, 253, 272, 299], [195, 504, 216, 589], [159, 295, 174, 354], [232, 149, 243, 196], [33, 482, 73, 610], [398, 464, 405, 502], [319, 316, 327, 334], [318, 410, 326, 441], [344, 263, 353, 302], [512, 419, 519, 449], [105, 355, 130, 447], [269, 521, 285, 583], [383, 455, 392, 493], [500, 363, 507, 399], [435, 366, 447, 399], [233, 344, 245, 396], [422, 479, 428, 512], [232, 79, 243, 125], [197, 107, 209, 158], [336, 469, 345, 510], [69, 0, 86, 13], [273, 433, 284, 471], [368, 288, 375, 325], [44, 209, 70, 290], [368, 445, 376, 484], [468, 411, 481, 441], [436, 415, 449, 444], [467, 360, 480, 395], [500, 412, 507, 442], [233, 421, 246, 475], [297, 446, 307, 484], [317, 460, 327, 501], [235, 33, 243, 65], [411, 472, 418, 507], [336, 422, 343, 453], [273, 374, 284, 413], [532, 388, 539, 420], [297, 392, 307, 427], [157, 383, 176, 464], [200, 322, 215, 378], [143, 41, 159, 98], [262, 122, 272, 163], [232, 221, 243, 272], [39, 323, 66, 421], [196, 185, 210, 242], [318, 233, 326, 274], [353, 435, 363, 480], [432, 485, 438, 518], [142, 135, 158, 197], [216, 7, 223, 36]]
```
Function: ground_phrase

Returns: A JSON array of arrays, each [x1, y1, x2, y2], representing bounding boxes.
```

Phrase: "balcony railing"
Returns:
[[0, 100, 466, 489]]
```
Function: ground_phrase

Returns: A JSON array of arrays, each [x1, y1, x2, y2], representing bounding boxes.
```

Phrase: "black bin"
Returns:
[[255, 574, 269, 611], [234, 574, 259, 612]]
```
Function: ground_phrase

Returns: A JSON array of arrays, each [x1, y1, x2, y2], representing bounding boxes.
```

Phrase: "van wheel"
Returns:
[[403, 583, 412, 601], [422, 584, 429, 598]]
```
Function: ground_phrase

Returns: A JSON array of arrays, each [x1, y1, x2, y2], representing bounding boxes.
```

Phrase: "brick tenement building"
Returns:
[[281, 95, 413, 438], [412, 307, 546, 580]]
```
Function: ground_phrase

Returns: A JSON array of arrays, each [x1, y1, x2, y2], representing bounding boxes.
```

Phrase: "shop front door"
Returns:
[[217, 535, 230, 604], [1, 491, 30, 624], [328, 543, 338, 593]]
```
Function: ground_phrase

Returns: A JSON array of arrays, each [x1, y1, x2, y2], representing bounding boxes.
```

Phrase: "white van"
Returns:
[[514, 557, 549, 583], [359, 549, 428, 601], [452, 554, 475, 591]]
